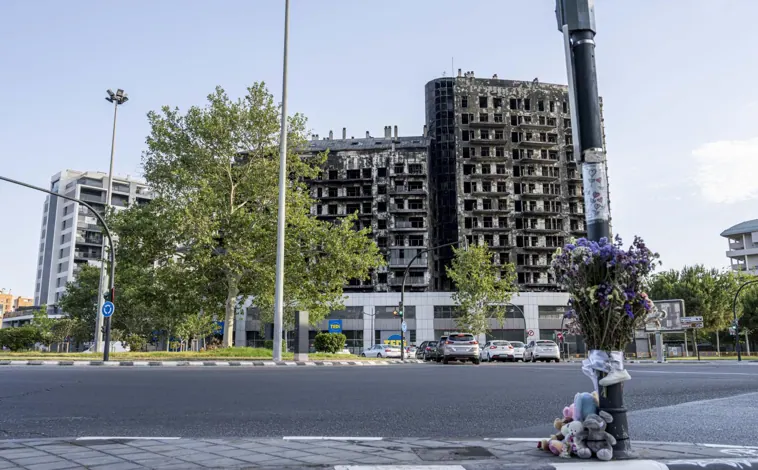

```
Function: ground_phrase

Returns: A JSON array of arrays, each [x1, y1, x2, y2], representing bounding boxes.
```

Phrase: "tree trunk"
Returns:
[[222, 274, 240, 348], [716, 333, 721, 356], [683, 330, 688, 356], [746, 330, 751, 356]]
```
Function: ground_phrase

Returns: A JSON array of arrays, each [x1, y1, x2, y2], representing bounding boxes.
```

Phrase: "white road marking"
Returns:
[[283, 436, 383, 441], [76, 436, 180, 441], [336, 466, 465, 470]]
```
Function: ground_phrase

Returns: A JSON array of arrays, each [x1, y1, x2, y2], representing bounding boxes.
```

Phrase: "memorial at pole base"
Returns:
[[536, 235, 659, 460]]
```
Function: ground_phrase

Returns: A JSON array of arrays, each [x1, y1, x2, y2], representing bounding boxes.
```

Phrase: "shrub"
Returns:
[[314, 332, 346, 353], [264, 340, 286, 352], [0, 327, 43, 351], [124, 334, 146, 352]]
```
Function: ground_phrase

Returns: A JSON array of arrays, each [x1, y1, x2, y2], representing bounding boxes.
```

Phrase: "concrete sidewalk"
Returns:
[[1, 437, 756, 469]]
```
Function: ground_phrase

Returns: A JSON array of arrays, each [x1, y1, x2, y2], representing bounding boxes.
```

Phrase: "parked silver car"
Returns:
[[506, 341, 526, 361], [441, 332, 480, 364], [524, 340, 560, 362]]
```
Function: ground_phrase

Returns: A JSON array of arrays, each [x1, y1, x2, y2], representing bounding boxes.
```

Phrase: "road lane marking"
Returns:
[[283, 436, 383, 441], [76, 436, 181, 441], [336, 466, 465, 470]]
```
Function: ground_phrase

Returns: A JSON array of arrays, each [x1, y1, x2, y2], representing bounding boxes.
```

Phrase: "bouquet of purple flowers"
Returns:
[[551, 236, 659, 352]]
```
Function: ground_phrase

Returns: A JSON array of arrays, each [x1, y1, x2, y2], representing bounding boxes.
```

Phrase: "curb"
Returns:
[[0, 359, 425, 367], [334, 461, 758, 469]]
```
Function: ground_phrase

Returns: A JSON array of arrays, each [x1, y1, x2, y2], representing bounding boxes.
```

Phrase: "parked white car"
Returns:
[[361, 344, 401, 358], [507, 341, 526, 361], [480, 340, 513, 362], [524, 340, 560, 362]]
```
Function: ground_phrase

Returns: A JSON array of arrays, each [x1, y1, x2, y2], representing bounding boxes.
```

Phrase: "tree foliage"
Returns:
[[139, 83, 383, 346], [58, 264, 101, 333], [739, 281, 758, 334], [0, 327, 41, 351], [446, 244, 518, 336], [648, 265, 743, 333]]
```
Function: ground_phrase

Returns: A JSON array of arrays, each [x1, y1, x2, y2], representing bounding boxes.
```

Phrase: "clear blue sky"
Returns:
[[2, 0, 757, 298]]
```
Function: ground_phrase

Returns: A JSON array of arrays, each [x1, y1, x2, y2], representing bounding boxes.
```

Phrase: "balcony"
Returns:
[[521, 226, 564, 234], [471, 189, 509, 197], [390, 204, 426, 213], [468, 120, 507, 128], [523, 244, 561, 252], [521, 263, 551, 270], [470, 137, 508, 145], [476, 172, 508, 179], [389, 186, 429, 196], [489, 244, 514, 250], [518, 120, 555, 130], [79, 193, 105, 204], [519, 138, 557, 148], [75, 235, 103, 246], [388, 255, 428, 268], [519, 191, 561, 199], [518, 207, 562, 216], [517, 172, 560, 181], [471, 207, 510, 215], [389, 276, 428, 286], [393, 221, 426, 232], [74, 251, 101, 261], [570, 227, 587, 235], [566, 173, 583, 182], [567, 192, 583, 200], [470, 225, 510, 232], [393, 171, 427, 179], [517, 155, 559, 164], [320, 193, 372, 200]]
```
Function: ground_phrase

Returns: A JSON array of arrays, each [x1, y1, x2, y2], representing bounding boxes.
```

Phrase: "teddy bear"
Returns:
[[558, 420, 585, 458], [582, 411, 616, 461], [573, 391, 599, 422], [538, 403, 576, 454]]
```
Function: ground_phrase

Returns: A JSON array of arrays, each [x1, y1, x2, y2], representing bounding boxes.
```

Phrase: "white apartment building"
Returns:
[[721, 219, 758, 275], [34, 170, 153, 306]]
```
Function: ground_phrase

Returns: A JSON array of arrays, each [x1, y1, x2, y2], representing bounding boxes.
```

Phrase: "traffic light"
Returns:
[[392, 310, 398, 316], [103, 291, 112, 302]]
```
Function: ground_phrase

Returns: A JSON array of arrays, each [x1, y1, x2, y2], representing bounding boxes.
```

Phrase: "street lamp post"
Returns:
[[95, 89, 128, 355], [0, 175, 115, 362], [399, 240, 463, 361], [556, 0, 631, 458], [732, 279, 758, 362], [272, 0, 290, 362]]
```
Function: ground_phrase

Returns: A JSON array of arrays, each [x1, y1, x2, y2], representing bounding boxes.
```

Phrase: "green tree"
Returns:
[[648, 265, 742, 333], [139, 83, 383, 347], [31, 305, 56, 348], [739, 282, 758, 345], [446, 244, 518, 336], [58, 264, 101, 333]]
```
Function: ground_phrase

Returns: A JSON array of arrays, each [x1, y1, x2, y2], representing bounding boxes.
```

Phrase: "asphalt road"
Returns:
[[1, 362, 756, 444]]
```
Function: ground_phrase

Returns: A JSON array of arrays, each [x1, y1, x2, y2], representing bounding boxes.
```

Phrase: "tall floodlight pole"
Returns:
[[94, 88, 128, 353], [272, 0, 291, 362], [556, 0, 628, 458]]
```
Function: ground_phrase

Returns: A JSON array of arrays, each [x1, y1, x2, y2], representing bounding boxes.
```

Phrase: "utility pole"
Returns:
[[95, 89, 128, 354], [272, 0, 290, 361], [556, 0, 626, 458]]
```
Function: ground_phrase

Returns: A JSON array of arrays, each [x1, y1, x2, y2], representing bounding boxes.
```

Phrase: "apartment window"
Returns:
[[481, 164, 491, 175], [549, 150, 558, 160], [62, 220, 67, 229], [482, 199, 492, 210], [564, 118, 571, 128], [464, 217, 473, 229], [566, 151, 574, 162], [394, 164, 404, 174], [378, 167, 387, 177], [362, 203, 371, 213], [57, 263, 62, 273], [464, 199, 476, 211], [511, 132, 521, 142], [565, 135, 573, 145], [461, 96, 468, 108], [328, 188, 338, 197], [462, 147, 470, 158], [59, 248, 63, 258], [378, 185, 386, 195], [328, 205, 337, 215], [494, 113, 503, 123], [538, 100, 545, 111], [481, 146, 490, 157], [363, 186, 372, 196], [461, 113, 469, 124], [509, 98, 518, 109], [479, 113, 489, 123], [56, 277, 61, 288], [346, 187, 359, 197], [548, 133, 558, 143], [480, 130, 489, 140], [462, 130, 470, 142], [482, 182, 492, 192], [316, 187, 323, 198], [316, 204, 323, 214], [497, 182, 507, 193], [494, 130, 504, 140], [548, 117, 556, 126], [479, 96, 488, 108], [498, 200, 508, 211], [328, 170, 338, 179], [493, 98, 502, 108], [63, 206, 69, 216], [463, 182, 472, 194], [499, 234, 508, 246], [409, 235, 424, 247], [496, 164, 506, 175], [483, 217, 493, 228], [378, 202, 387, 212], [378, 219, 387, 230], [495, 147, 504, 157], [550, 101, 556, 112], [524, 98, 531, 111], [463, 164, 474, 175]]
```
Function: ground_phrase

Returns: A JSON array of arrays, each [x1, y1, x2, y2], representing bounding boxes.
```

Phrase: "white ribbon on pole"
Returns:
[[582, 349, 610, 393]]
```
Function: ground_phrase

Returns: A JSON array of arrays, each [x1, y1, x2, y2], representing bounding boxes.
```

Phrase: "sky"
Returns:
[[1, 0, 757, 298]]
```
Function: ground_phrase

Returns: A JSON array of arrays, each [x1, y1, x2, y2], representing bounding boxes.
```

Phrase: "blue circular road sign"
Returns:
[[102, 301, 115, 318]]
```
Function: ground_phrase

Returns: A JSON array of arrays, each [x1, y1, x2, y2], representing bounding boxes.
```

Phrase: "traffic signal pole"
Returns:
[[0, 175, 116, 362]]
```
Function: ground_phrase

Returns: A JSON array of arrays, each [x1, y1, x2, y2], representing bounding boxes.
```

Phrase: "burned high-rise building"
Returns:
[[426, 71, 594, 292], [304, 126, 431, 293]]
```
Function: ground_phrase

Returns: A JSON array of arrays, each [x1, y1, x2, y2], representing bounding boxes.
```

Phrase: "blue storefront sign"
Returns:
[[328, 319, 343, 333]]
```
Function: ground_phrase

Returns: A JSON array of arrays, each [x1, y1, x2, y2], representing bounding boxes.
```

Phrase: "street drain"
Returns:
[[414, 446, 495, 461]]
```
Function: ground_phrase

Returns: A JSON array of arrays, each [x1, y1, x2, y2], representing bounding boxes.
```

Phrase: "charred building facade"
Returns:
[[426, 72, 595, 292], [305, 126, 431, 293]]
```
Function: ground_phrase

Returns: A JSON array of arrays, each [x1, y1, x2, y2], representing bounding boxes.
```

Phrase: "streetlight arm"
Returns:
[[0, 174, 116, 303]]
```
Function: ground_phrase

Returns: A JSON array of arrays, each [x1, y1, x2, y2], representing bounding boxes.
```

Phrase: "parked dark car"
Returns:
[[433, 336, 448, 362], [416, 341, 429, 360], [417, 340, 438, 361]]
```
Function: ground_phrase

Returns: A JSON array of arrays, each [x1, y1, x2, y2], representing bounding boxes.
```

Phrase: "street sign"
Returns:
[[401, 321, 407, 332], [101, 301, 114, 318], [328, 319, 342, 334], [680, 316, 704, 329], [527, 329, 535, 337], [645, 299, 685, 332]]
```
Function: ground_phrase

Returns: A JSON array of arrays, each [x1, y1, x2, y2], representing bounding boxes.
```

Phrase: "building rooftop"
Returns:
[[720, 219, 758, 237], [307, 136, 428, 153]]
